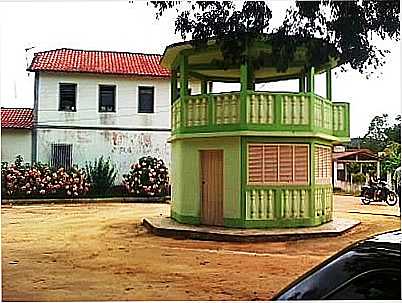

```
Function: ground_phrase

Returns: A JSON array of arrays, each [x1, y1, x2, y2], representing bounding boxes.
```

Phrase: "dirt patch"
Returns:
[[2, 198, 400, 301]]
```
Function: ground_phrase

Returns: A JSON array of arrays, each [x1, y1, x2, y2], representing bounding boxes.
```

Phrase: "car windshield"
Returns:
[[274, 236, 401, 300]]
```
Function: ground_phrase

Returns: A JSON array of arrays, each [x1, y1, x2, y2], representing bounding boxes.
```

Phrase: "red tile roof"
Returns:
[[333, 149, 378, 161], [1, 108, 33, 129], [28, 48, 171, 78]]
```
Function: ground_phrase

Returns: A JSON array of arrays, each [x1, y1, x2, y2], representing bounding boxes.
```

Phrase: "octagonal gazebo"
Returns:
[[160, 37, 350, 228]]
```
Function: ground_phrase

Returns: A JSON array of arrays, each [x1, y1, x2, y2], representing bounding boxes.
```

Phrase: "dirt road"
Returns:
[[2, 196, 400, 301]]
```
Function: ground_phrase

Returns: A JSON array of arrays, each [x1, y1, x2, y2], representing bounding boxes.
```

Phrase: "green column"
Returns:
[[179, 54, 189, 98], [171, 69, 178, 103], [201, 80, 208, 95], [247, 63, 255, 90], [307, 66, 315, 93], [179, 54, 188, 127], [299, 76, 306, 93], [326, 69, 332, 100], [240, 59, 250, 127]]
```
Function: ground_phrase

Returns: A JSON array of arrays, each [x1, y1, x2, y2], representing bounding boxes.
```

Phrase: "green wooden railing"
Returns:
[[172, 91, 350, 140]]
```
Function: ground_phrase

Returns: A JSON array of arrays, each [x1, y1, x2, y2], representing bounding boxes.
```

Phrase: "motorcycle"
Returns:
[[361, 180, 398, 206]]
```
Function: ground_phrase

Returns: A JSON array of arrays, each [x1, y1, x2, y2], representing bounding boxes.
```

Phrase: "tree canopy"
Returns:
[[151, 1, 399, 75], [348, 114, 401, 152], [348, 114, 401, 175]]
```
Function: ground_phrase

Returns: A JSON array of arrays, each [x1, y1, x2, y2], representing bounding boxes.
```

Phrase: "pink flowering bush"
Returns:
[[123, 156, 169, 197], [1, 156, 90, 198]]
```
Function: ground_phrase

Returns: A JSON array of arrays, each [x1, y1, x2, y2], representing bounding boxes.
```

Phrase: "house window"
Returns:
[[138, 86, 155, 113], [59, 83, 77, 111], [315, 145, 332, 184], [99, 85, 116, 112], [51, 144, 73, 169], [248, 144, 309, 185]]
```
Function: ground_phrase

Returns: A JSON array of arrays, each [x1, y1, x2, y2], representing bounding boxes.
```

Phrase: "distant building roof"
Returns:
[[333, 149, 378, 161], [1, 108, 33, 129], [28, 48, 171, 78]]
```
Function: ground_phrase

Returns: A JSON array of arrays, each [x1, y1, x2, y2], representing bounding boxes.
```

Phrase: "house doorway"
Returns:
[[200, 150, 224, 226]]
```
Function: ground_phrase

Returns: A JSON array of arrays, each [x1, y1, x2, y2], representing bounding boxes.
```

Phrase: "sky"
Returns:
[[0, 0, 400, 138]]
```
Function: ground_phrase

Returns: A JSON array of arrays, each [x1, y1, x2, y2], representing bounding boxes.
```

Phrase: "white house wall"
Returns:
[[37, 128, 170, 182], [37, 72, 200, 128], [1, 129, 32, 164], [35, 71, 201, 181]]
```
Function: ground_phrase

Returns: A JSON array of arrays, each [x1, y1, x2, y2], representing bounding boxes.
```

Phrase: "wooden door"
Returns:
[[200, 150, 224, 226]]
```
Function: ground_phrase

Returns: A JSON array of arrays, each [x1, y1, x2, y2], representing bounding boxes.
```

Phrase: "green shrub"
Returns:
[[352, 173, 367, 184], [85, 156, 117, 196], [123, 156, 169, 197]]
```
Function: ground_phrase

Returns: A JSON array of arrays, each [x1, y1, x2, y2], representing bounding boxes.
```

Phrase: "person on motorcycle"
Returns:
[[369, 175, 379, 201]]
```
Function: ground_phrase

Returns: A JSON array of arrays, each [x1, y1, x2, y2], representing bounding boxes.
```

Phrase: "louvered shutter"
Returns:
[[294, 145, 309, 183], [264, 145, 278, 183], [248, 145, 263, 183], [248, 144, 309, 185], [315, 145, 332, 184], [279, 145, 293, 182]]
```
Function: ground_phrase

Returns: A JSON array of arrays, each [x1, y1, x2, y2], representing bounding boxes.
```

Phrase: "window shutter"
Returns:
[[294, 145, 309, 183], [248, 145, 263, 183], [315, 145, 332, 184], [264, 145, 278, 183], [248, 144, 309, 185], [279, 145, 293, 182]]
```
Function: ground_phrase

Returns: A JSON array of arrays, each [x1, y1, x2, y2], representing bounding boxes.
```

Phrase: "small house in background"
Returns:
[[332, 146, 379, 193], [27, 48, 200, 180], [1, 108, 33, 163]]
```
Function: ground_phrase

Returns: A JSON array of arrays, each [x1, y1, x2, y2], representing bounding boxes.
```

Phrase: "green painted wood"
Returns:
[[299, 76, 306, 93], [170, 70, 178, 104], [240, 61, 249, 128], [179, 55, 189, 98], [307, 66, 315, 93], [179, 55, 189, 131], [171, 137, 242, 222], [189, 71, 208, 81], [172, 90, 350, 141], [171, 210, 201, 225], [326, 69, 332, 100], [201, 80, 208, 94], [238, 137, 334, 227], [171, 134, 335, 228]]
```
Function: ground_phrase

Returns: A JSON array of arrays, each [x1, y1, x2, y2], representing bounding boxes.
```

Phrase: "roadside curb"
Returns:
[[1, 196, 171, 205], [143, 217, 361, 243], [348, 210, 401, 218]]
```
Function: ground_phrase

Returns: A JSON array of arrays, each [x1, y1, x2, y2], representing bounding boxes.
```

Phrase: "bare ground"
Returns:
[[1, 196, 400, 301]]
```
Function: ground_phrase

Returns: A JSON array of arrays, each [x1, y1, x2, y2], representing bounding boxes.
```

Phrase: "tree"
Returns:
[[348, 114, 401, 152], [151, 1, 399, 76], [385, 114, 401, 143], [381, 142, 401, 175]]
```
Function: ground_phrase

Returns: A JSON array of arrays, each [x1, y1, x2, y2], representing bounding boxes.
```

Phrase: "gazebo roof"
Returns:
[[160, 35, 341, 82]]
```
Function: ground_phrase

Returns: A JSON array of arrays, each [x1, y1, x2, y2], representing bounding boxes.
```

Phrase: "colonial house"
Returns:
[[332, 146, 379, 192], [1, 108, 33, 164], [27, 48, 200, 180]]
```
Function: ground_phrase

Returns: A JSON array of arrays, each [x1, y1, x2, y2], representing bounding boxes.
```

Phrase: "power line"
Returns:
[[38, 104, 172, 112], [35, 109, 171, 124]]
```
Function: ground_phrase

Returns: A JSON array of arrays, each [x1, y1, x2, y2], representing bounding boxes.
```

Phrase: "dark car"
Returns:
[[273, 230, 401, 300]]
